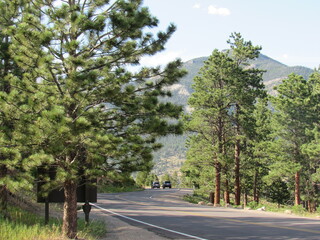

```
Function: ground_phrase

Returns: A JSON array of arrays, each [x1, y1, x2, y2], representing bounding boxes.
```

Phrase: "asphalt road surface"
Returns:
[[92, 188, 320, 240]]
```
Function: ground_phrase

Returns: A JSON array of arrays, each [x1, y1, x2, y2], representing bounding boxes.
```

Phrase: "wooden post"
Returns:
[[45, 198, 49, 225], [209, 192, 215, 204]]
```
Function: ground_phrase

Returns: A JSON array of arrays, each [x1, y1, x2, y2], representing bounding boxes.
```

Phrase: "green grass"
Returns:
[[0, 205, 106, 240], [183, 194, 209, 204]]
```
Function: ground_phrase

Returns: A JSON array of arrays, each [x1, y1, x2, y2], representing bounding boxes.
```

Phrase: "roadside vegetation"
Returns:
[[183, 193, 320, 219], [0, 204, 106, 240]]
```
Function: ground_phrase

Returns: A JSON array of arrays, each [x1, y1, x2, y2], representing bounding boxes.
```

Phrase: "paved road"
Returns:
[[92, 188, 320, 240]]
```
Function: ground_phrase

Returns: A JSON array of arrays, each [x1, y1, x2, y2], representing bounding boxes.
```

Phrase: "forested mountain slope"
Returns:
[[153, 54, 314, 175]]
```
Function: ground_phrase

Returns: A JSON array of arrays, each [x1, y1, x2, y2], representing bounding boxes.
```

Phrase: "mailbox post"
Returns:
[[82, 201, 92, 224], [37, 166, 97, 224]]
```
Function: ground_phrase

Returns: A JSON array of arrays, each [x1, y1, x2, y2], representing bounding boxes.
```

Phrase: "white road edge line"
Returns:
[[91, 203, 208, 240]]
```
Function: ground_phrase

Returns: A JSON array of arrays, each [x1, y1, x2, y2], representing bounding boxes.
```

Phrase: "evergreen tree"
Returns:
[[183, 33, 265, 206], [6, 0, 186, 238], [0, 0, 25, 218], [300, 71, 320, 211], [271, 73, 314, 206], [183, 49, 233, 205], [244, 98, 272, 204], [227, 33, 266, 205], [135, 171, 149, 187], [145, 173, 158, 187]]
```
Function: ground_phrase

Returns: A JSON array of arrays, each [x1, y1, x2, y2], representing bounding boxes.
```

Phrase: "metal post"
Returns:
[[82, 180, 92, 224], [82, 201, 91, 224]]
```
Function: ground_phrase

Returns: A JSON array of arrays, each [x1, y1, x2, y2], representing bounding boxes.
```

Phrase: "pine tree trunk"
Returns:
[[253, 171, 259, 203], [0, 165, 8, 218], [224, 178, 230, 204], [234, 139, 241, 205], [243, 192, 248, 207], [214, 162, 221, 206], [214, 115, 224, 207], [294, 171, 301, 206], [308, 200, 316, 213], [0, 35, 10, 218], [234, 104, 241, 206], [63, 179, 78, 239]]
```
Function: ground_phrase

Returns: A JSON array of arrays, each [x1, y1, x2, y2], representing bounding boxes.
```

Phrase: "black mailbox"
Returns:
[[37, 166, 97, 203]]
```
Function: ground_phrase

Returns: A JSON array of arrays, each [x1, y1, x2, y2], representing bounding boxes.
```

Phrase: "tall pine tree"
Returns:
[[227, 33, 266, 205], [184, 49, 233, 205], [6, 0, 186, 238], [0, 0, 25, 218], [183, 33, 265, 206], [271, 73, 314, 206]]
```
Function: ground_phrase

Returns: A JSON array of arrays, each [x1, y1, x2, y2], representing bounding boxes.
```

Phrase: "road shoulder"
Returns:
[[85, 208, 170, 240]]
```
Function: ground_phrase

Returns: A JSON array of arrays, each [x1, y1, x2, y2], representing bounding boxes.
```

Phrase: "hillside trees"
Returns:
[[4, 0, 186, 238]]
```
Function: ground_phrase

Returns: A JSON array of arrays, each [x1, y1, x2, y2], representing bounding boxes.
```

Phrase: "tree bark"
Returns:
[[294, 171, 301, 206], [0, 165, 8, 218], [253, 171, 259, 203], [0, 35, 11, 218], [63, 179, 78, 239], [243, 192, 248, 207], [234, 104, 241, 206], [214, 162, 221, 206], [224, 178, 230, 204], [234, 139, 241, 205]]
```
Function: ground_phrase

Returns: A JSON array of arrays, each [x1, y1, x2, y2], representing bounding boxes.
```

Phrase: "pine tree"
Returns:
[[183, 33, 265, 206], [250, 98, 273, 203], [0, 0, 25, 218], [184, 49, 233, 205], [227, 33, 266, 205], [6, 0, 186, 237], [271, 73, 314, 206], [135, 171, 149, 187]]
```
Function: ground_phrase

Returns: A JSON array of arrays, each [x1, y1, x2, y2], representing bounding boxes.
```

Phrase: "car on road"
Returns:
[[162, 181, 172, 189], [151, 181, 160, 189]]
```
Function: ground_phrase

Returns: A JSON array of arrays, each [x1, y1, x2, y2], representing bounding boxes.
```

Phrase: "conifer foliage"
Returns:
[[183, 33, 266, 206], [0, 0, 186, 238]]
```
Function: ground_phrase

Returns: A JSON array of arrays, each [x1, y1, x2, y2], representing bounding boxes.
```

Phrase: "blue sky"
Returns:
[[141, 0, 320, 69]]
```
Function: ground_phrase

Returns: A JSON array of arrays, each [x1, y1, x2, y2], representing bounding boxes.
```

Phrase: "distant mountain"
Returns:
[[152, 54, 314, 176]]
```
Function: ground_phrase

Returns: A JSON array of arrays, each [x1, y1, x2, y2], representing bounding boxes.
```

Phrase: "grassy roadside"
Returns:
[[0, 204, 106, 240], [183, 194, 320, 218]]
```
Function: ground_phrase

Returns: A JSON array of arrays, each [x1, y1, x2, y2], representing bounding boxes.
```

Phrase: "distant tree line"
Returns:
[[181, 32, 320, 212], [135, 171, 180, 188]]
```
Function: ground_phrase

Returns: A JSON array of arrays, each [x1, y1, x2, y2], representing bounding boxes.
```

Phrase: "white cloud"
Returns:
[[282, 54, 289, 59], [140, 51, 183, 67], [193, 3, 201, 9], [208, 5, 231, 16]]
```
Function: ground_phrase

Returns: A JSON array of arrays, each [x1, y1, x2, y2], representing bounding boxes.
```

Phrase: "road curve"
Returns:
[[92, 189, 320, 240]]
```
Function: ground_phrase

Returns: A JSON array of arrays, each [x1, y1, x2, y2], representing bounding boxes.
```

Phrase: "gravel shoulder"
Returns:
[[86, 208, 170, 240]]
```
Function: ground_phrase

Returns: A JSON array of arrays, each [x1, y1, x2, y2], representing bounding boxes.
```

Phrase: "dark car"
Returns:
[[151, 181, 160, 189], [162, 181, 172, 189]]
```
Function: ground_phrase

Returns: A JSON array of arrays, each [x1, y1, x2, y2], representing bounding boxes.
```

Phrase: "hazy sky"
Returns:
[[141, 0, 320, 69]]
